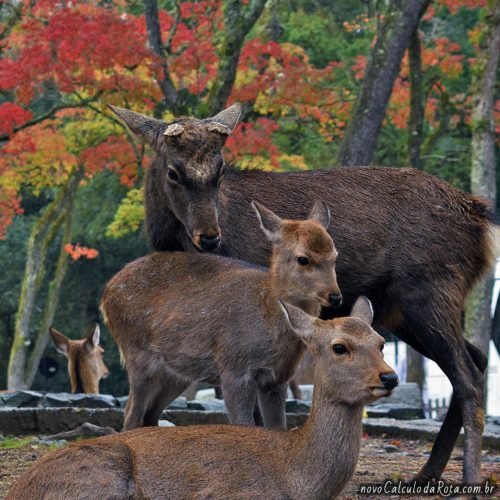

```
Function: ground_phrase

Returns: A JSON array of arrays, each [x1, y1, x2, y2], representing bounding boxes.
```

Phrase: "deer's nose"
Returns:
[[199, 234, 221, 251], [380, 372, 398, 390], [328, 293, 343, 307]]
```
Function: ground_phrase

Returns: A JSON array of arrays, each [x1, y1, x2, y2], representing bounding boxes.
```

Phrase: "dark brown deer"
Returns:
[[8, 297, 398, 500], [109, 103, 494, 485], [49, 325, 109, 394], [101, 201, 341, 431]]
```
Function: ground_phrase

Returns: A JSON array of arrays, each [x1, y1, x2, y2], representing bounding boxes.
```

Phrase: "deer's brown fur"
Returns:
[[101, 202, 341, 431], [8, 298, 397, 500], [109, 103, 495, 484], [49, 325, 109, 394]]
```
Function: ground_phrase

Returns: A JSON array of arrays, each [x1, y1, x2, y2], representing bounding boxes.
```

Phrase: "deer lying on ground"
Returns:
[[49, 325, 109, 394], [8, 297, 398, 500], [109, 103, 494, 484], [101, 201, 341, 431]]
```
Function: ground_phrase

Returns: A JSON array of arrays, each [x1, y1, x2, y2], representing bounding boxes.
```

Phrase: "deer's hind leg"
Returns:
[[123, 352, 188, 431], [220, 373, 257, 426], [395, 280, 486, 485]]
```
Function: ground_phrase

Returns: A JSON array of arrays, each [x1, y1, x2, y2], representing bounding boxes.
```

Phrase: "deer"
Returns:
[[107, 102, 495, 485], [100, 200, 342, 431], [8, 297, 398, 500], [49, 325, 109, 394]]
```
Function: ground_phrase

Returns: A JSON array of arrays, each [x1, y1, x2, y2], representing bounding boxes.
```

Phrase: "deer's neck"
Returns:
[[267, 268, 322, 319], [288, 393, 364, 499]]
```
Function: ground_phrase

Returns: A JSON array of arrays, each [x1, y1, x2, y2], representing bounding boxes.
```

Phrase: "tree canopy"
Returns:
[[0, 0, 497, 393]]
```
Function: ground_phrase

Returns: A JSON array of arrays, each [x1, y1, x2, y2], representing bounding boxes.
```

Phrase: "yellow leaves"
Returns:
[[106, 187, 144, 238], [278, 154, 309, 172], [2, 122, 77, 195], [64, 108, 121, 155]]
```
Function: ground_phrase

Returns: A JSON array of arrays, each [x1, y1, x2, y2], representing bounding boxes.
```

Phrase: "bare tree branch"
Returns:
[[0, 92, 103, 141]]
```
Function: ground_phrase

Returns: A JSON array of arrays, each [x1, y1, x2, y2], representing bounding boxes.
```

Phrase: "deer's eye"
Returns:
[[297, 256, 309, 266], [333, 344, 348, 355], [167, 168, 180, 183]]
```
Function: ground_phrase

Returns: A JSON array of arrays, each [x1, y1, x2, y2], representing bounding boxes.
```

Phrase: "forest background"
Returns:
[[0, 0, 498, 397]]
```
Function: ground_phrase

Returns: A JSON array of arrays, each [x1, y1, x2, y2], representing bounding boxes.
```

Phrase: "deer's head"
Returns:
[[49, 325, 109, 394], [109, 103, 242, 252], [281, 297, 398, 405], [253, 201, 342, 311]]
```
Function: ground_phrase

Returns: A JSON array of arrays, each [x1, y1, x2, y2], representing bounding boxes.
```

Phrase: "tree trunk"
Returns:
[[337, 0, 431, 166], [143, 0, 179, 113], [464, 0, 500, 375], [206, 0, 268, 115], [408, 28, 424, 169], [25, 173, 80, 387], [7, 170, 82, 390]]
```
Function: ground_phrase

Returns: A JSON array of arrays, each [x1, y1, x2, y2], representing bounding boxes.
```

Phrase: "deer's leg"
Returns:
[[397, 286, 486, 485], [143, 376, 190, 426], [288, 379, 302, 400], [220, 374, 257, 426], [257, 383, 288, 431]]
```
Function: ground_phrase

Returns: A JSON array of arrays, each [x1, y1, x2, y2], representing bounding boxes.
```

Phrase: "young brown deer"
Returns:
[[49, 325, 109, 394], [109, 103, 494, 484], [8, 297, 398, 500], [101, 201, 341, 431]]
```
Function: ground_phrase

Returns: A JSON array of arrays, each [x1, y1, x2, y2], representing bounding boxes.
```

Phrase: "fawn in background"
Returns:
[[49, 325, 109, 394]]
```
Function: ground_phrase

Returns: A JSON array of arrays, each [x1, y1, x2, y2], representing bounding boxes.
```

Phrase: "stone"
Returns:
[[64, 393, 117, 408], [43, 393, 72, 407], [193, 388, 216, 400], [384, 444, 399, 453], [167, 398, 189, 410], [187, 400, 226, 412], [0, 391, 44, 408], [115, 396, 129, 408], [366, 404, 425, 420], [296, 385, 313, 401], [0, 408, 124, 435], [367, 383, 423, 408], [285, 400, 311, 413], [158, 420, 175, 427]]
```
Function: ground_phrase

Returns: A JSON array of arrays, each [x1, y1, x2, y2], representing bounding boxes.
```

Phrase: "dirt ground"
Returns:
[[0, 434, 498, 499]]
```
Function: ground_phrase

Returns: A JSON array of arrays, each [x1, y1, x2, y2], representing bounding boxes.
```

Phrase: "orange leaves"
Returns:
[[63, 243, 99, 261]]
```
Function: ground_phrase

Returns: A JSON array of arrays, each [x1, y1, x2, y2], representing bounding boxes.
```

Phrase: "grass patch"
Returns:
[[0, 437, 32, 449]]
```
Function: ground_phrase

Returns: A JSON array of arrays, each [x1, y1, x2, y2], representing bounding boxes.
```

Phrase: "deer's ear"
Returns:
[[108, 105, 165, 149], [49, 327, 70, 357], [308, 201, 330, 229], [84, 324, 100, 352], [210, 102, 242, 132], [251, 201, 283, 242], [350, 296, 374, 324], [279, 301, 315, 343]]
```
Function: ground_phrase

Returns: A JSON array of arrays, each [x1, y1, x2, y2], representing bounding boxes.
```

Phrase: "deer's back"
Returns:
[[9, 426, 293, 500], [217, 166, 493, 303], [101, 252, 288, 383]]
